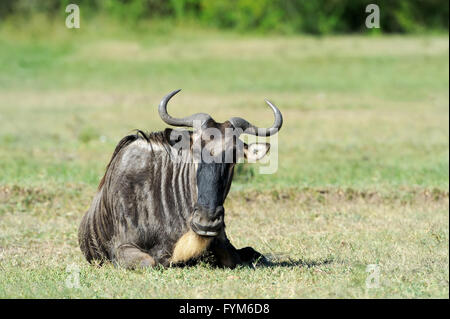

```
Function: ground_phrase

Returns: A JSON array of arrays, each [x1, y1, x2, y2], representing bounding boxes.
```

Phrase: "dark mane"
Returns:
[[97, 128, 191, 190], [98, 130, 154, 190]]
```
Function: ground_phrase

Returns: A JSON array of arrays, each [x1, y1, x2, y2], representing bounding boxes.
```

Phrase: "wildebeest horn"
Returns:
[[159, 89, 212, 127], [229, 99, 283, 136]]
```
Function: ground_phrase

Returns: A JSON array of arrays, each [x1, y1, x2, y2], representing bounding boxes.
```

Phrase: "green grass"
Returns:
[[0, 20, 448, 298], [0, 185, 448, 298]]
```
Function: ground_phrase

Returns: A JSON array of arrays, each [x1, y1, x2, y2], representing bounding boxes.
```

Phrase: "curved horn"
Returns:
[[158, 89, 212, 127], [229, 99, 283, 136]]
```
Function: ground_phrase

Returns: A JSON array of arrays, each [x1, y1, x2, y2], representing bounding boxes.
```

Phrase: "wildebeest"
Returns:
[[78, 89, 283, 269]]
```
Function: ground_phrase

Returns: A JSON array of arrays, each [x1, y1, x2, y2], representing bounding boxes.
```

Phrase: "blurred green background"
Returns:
[[0, 0, 448, 34], [0, 0, 448, 190]]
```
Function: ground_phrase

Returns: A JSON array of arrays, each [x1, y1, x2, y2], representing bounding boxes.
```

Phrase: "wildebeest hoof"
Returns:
[[238, 247, 269, 266]]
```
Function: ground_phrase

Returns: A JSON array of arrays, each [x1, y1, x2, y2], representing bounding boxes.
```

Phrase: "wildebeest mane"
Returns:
[[97, 129, 170, 190]]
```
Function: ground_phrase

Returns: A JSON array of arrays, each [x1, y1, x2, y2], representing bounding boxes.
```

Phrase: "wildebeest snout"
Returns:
[[191, 205, 224, 237]]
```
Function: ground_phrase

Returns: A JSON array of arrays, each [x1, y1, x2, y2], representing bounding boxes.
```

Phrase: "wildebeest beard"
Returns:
[[78, 89, 282, 269]]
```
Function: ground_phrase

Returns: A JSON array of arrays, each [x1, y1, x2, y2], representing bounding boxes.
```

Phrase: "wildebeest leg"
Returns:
[[210, 232, 268, 268], [210, 236, 241, 268], [115, 244, 156, 269]]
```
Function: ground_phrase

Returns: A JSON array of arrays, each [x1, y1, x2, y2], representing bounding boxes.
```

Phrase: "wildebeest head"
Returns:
[[158, 89, 283, 237]]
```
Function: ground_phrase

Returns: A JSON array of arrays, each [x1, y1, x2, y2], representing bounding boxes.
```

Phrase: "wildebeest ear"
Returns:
[[243, 143, 270, 162], [164, 128, 192, 147]]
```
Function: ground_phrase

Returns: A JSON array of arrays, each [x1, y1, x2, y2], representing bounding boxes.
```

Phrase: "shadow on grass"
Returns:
[[263, 257, 334, 268], [171, 258, 334, 269], [169, 253, 334, 269]]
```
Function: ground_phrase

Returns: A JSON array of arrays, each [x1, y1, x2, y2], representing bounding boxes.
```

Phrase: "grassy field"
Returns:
[[0, 20, 448, 298]]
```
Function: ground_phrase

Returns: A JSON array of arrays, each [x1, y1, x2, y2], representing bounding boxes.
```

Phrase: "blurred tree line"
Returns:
[[0, 0, 448, 34]]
